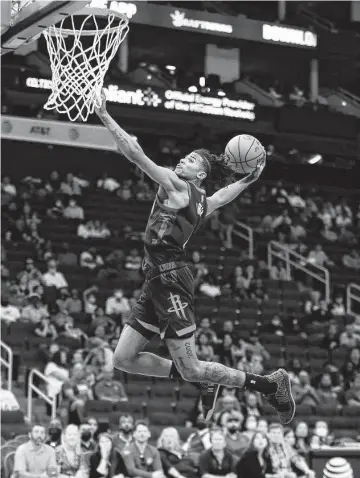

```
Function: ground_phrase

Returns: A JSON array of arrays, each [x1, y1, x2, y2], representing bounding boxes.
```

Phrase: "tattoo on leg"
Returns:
[[202, 362, 245, 388], [185, 342, 193, 359]]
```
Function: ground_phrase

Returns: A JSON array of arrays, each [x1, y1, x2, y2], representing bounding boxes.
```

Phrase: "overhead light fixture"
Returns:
[[166, 65, 176, 71], [308, 154, 322, 164], [217, 90, 226, 97], [188, 85, 198, 93], [199, 76, 206, 87]]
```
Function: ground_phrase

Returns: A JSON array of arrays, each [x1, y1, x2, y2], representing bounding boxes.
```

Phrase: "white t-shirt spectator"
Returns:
[[97, 177, 120, 192], [1, 179, 17, 196], [44, 362, 69, 398], [105, 293, 130, 316], [287, 193, 305, 209], [42, 270, 68, 289], [21, 303, 48, 323], [0, 303, 21, 323], [308, 248, 332, 267]]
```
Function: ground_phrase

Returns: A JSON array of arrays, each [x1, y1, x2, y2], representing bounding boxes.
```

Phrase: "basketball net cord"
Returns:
[[43, 13, 128, 122]]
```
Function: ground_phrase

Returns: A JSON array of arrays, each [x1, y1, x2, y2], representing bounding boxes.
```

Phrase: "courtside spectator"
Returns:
[[236, 431, 272, 478], [89, 432, 128, 478], [283, 429, 315, 478], [14, 424, 57, 478], [294, 422, 310, 456], [345, 374, 360, 407], [113, 414, 134, 452], [63, 198, 85, 220], [157, 428, 187, 478], [312, 421, 333, 447], [94, 368, 128, 403], [55, 424, 87, 476], [199, 428, 236, 478], [42, 259, 68, 289], [123, 421, 164, 478], [79, 423, 97, 452], [47, 419, 63, 448], [267, 423, 295, 476]]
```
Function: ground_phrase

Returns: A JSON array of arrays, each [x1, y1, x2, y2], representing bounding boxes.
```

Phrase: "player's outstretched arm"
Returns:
[[95, 90, 185, 191], [206, 159, 265, 216]]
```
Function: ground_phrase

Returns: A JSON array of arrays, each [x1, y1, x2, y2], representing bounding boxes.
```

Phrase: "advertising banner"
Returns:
[[1, 115, 118, 150], [25, 77, 257, 122], [88, 0, 317, 49], [310, 448, 360, 478]]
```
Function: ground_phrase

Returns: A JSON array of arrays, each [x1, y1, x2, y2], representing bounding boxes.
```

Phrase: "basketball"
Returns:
[[225, 134, 266, 175]]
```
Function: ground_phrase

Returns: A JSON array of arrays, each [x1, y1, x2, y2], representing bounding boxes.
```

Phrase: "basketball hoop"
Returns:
[[42, 7, 129, 122]]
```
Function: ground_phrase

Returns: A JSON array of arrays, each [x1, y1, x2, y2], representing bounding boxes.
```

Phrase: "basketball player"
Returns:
[[95, 91, 295, 424]]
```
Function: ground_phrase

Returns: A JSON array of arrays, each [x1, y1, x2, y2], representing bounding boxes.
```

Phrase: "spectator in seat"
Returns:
[[345, 373, 360, 408], [242, 392, 261, 419], [55, 424, 87, 477], [195, 317, 218, 345], [105, 289, 130, 318], [348, 348, 360, 372], [294, 422, 310, 456], [262, 314, 284, 337], [272, 209, 292, 236], [157, 428, 187, 478], [89, 432, 128, 478], [338, 226, 357, 246], [0, 297, 21, 323], [22, 292, 48, 324], [316, 373, 339, 407], [283, 186, 306, 211], [242, 416, 258, 441], [283, 429, 315, 478], [77, 220, 95, 239], [34, 316, 58, 340], [318, 202, 335, 228], [247, 331, 270, 361], [330, 294, 346, 317], [236, 431, 272, 478], [199, 428, 236, 477], [93, 220, 111, 239], [257, 419, 268, 435], [113, 414, 134, 452], [123, 421, 164, 478], [14, 424, 57, 478], [269, 181, 288, 205], [58, 242, 78, 267], [310, 300, 332, 324], [60, 172, 82, 196], [269, 261, 288, 281], [335, 210, 352, 229], [291, 370, 319, 407], [218, 202, 239, 249], [46, 170, 61, 192], [0, 370, 20, 411], [80, 247, 104, 270], [199, 273, 221, 298], [18, 258, 42, 290], [259, 213, 275, 234], [267, 423, 296, 478], [97, 173, 121, 192], [215, 389, 242, 416], [94, 368, 128, 403], [62, 363, 93, 425], [42, 259, 68, 290], [84, 285, 99, 315], [47, 419, 63, 448], [311, 421, 333, 447], [230, 266, 252, 298], [307, 244, 334, 268], [44, 349, 69, 411], [340, 324, 360, 349], [63, 198, 85, 220], [65, 289, 83, 314], [321, 224, 338, 243], [196, 332, 215, 362], [48, 198, 65, 219], [79, 423, 97, 452], [321, 322, 340, 351], [290, 219, 306, 242], [86, 417, 99, 442], [223, 411, 250, 459], [342, 250, 360, 270], [1, 175, 17, 196], [217, 333, 241, 368], [124, 248, 142, 271]]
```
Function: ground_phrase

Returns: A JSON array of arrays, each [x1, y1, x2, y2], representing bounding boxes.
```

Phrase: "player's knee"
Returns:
[[113, 346, 137, 372], [180, 364, 202, 382]]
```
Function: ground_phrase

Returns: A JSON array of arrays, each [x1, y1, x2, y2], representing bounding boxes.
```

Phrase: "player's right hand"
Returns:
[[95, 88, 107, 115]]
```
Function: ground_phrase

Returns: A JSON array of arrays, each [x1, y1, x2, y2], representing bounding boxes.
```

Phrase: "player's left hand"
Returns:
[[95, 88, 107, 115]]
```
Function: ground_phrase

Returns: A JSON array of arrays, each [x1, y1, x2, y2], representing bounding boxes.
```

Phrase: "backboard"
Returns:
[[1, 0, 89, 55]]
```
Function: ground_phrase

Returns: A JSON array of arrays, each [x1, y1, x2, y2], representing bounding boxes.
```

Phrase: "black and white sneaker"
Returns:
[[263, 369, 296, 425], [198, 383, 220, 421]]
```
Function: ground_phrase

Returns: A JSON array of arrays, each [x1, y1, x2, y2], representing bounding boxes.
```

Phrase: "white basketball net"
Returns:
[[43, 12, 129, 122]]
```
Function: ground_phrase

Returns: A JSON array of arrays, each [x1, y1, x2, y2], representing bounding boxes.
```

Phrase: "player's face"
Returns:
[[175, 152, 206, 181]]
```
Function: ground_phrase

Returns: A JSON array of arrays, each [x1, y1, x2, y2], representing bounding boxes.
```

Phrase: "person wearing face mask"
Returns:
[[47, 419, 63, 448], [90, 433, 128, 478], [113, 414, 135, 452], [80, 424, 97, 452], [224, 412, 250, 459], [312, 421, 333, 447]]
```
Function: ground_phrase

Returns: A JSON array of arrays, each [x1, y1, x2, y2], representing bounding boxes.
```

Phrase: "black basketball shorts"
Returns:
[[127, 266, 196, 340]]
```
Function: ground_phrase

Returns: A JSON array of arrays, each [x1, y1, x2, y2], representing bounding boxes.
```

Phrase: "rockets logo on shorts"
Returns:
[[167, 293, 188, 319]]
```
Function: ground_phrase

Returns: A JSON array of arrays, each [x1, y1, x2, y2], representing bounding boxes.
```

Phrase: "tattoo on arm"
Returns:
[[185, 342, 193, 359]]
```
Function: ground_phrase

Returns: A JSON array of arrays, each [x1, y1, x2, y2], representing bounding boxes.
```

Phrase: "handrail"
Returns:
[[0, 341, 13, 391], [346, 283, 360, 316], [27, 369, 57, 422], [234, 221, 254, 259], [267, 241, 330, 302]]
